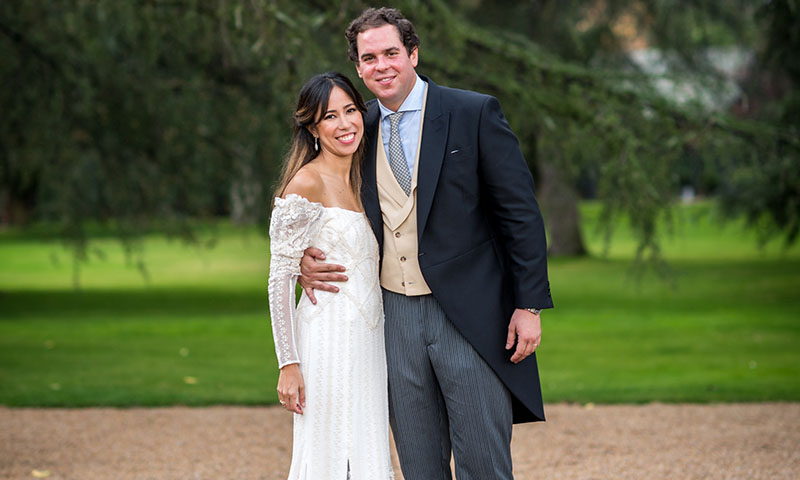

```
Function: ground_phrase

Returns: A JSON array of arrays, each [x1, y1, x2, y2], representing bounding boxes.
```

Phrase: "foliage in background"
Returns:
[[443, 0, 799, 252], [723, 0, 800, 245], [1, 0, 798, 276], [0, 0, 346, 281]]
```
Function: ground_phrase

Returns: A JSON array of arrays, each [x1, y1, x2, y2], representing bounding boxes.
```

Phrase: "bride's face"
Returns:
[[311, 86, 364, 160]]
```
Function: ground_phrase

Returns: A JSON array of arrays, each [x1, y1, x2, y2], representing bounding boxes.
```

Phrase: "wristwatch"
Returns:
[[523, 308, 542, 315]]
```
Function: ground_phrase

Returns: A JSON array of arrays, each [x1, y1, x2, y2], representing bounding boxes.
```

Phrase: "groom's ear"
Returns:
[[355, 62, 363, 78]]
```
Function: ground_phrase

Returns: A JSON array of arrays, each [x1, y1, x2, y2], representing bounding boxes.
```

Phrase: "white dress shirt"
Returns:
[[377, 75, 427, 175]]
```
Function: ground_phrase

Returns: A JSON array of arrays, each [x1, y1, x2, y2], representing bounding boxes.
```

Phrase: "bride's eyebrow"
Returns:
[[324, 103, 356, 115]]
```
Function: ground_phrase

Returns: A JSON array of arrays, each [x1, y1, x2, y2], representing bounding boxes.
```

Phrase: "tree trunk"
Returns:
[[537, 161, 587, 256], [229, 162, 261, 225]]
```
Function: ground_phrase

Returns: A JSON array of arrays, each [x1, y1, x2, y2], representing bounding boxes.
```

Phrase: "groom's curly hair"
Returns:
[[345, 7, 420, 63]]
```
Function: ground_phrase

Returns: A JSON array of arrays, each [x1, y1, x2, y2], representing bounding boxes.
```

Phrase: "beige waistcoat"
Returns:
[[375, 96, 431, 296]]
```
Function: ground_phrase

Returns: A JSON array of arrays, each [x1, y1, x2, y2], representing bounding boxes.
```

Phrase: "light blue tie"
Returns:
[[388, 112, 412, 195]]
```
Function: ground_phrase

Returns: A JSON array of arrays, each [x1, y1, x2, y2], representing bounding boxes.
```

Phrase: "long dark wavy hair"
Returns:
[[274, 72, 368, 206]]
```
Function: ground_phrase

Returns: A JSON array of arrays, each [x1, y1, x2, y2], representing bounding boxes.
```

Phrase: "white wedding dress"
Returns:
[[268, 194, 394, 480]]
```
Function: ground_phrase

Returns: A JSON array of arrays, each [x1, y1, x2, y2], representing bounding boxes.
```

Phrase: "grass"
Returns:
[[0, 202, 798, 406], [544, 202, 800, 403], [0, 226, 277, 406]]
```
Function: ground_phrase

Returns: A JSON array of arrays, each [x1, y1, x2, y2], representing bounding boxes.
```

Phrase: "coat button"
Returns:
[[400, 256, 406, 262], [395, 232, 401, 238]]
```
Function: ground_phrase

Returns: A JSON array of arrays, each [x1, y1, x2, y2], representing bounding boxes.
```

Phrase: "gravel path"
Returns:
[[1, 403, 798, 479]]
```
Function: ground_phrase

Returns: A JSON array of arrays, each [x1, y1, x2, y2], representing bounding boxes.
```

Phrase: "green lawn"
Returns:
[[1, 202, 798, 406]]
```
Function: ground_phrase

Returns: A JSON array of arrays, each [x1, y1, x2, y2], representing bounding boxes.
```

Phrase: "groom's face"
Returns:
[[355, 24, 418, 112]]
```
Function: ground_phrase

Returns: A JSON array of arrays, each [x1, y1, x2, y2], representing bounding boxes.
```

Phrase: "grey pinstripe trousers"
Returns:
[[383, 290, 514, 480]]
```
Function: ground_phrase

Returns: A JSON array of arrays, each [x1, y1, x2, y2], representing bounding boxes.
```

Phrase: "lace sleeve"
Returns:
[[267, 194, 324, 368]]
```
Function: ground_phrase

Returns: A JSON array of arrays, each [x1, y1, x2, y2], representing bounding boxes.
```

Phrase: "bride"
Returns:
[[267, 72, 394, 479]]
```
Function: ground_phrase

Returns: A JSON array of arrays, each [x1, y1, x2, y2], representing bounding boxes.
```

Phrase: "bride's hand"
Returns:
[[277, 364, 306, 414]]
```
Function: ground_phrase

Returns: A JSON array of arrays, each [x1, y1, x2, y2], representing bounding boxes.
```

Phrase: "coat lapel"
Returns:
[[416, 77, 449, 240], [362, 77, 449, 246]]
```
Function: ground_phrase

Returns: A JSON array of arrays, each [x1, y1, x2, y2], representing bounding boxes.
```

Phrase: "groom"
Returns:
[[300, 7, 553, 479]]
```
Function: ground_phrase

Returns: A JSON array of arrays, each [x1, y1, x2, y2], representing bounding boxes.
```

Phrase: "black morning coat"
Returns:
[[360, 75, 554, 424]]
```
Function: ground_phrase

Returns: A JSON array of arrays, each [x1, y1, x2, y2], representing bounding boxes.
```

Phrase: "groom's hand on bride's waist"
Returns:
[[298, 247, 348, 304]]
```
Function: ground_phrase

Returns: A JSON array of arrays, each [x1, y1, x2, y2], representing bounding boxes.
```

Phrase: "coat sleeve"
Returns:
[[476, 95, 553, 309]]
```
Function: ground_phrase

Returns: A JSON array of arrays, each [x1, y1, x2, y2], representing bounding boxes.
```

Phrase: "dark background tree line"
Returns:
[[1, 0, 798, 270]]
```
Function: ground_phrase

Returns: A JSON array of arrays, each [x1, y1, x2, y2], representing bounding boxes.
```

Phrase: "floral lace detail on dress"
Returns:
[[268, 194, 323, 368]]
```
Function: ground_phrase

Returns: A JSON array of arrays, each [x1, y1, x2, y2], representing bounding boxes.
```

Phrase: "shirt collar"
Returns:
[[378, 75, 426, 120]]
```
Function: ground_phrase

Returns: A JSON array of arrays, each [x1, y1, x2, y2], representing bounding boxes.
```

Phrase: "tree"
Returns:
[[439, 0, 798, 254], [0, 0, 347, 280], [1, 0, 797, 283], [721, 0, 800, 245]]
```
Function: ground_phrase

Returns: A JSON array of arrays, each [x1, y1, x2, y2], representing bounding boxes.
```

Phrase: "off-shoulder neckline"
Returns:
[[278, 193, 365, 216]]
